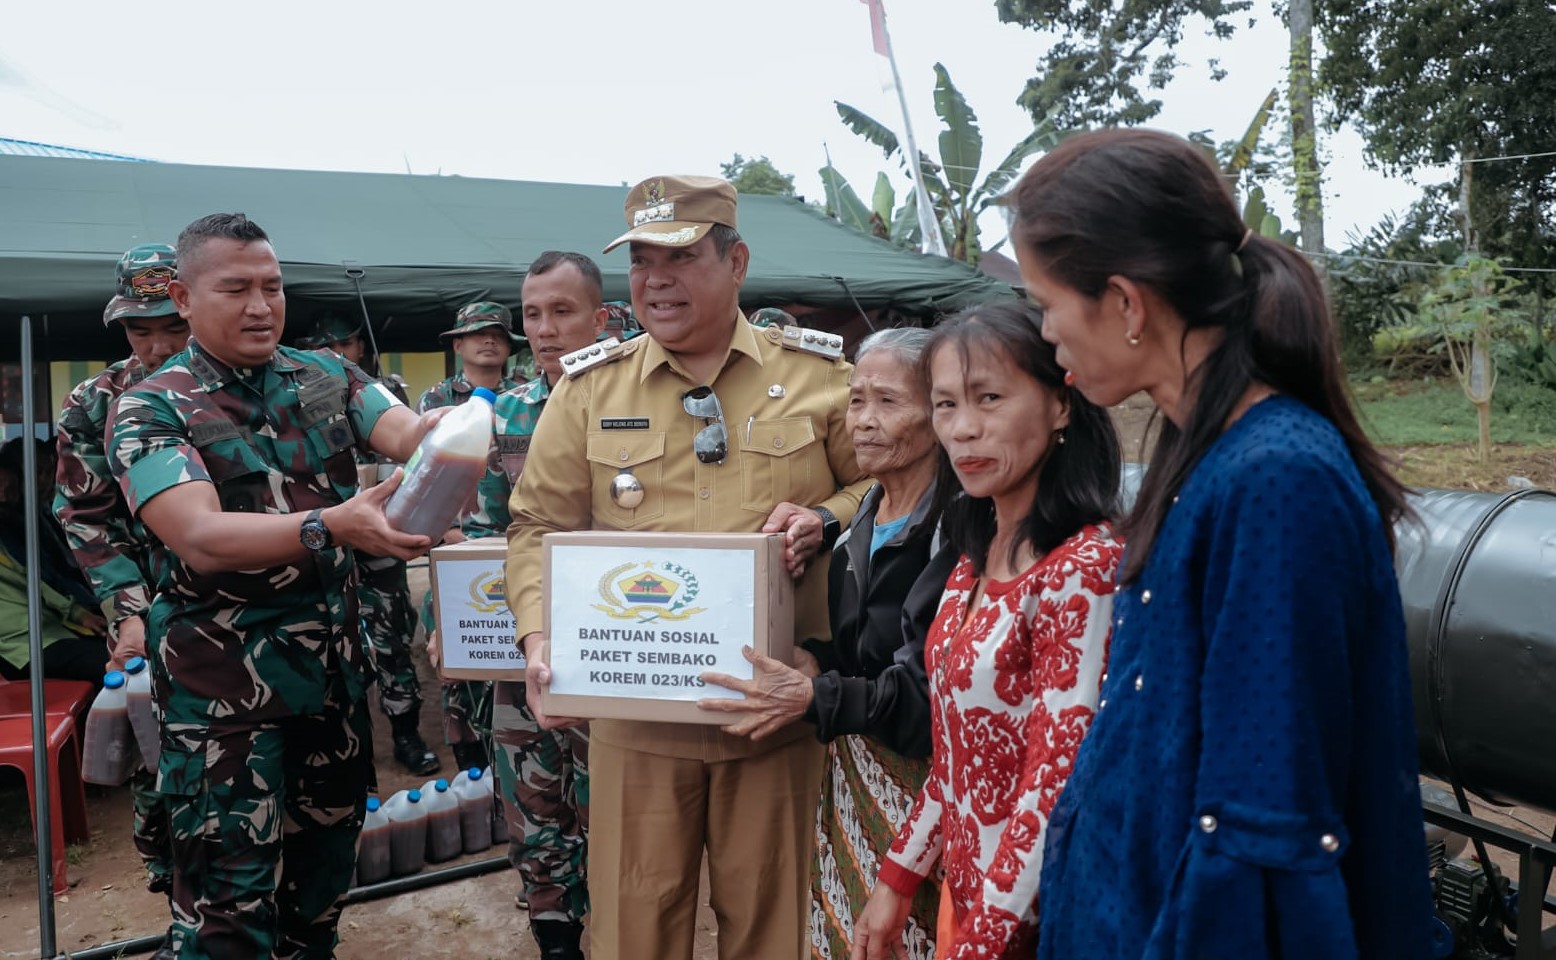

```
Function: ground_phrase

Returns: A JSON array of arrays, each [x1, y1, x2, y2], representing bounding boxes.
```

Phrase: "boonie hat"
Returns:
[[309, 312, 363, 346], [440, 301, 524, 343], [103, 243, 180, 326], [602, 175, 738, 253]]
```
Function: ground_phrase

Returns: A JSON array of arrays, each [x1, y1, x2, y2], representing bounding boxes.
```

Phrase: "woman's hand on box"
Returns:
[[700, 645, 815, 740]]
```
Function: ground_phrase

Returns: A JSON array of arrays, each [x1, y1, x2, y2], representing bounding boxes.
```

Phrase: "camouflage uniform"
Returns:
[[52, 244, 182, 898], [302, 315, 432, 774], [109, 340, 401, 960], [55, 356, 174, 892], [417, 367, 520, 759], [464, 375, 589, 923]]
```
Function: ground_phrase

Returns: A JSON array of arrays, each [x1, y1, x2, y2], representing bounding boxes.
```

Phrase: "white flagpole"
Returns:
[[874, 2, 947, 257]]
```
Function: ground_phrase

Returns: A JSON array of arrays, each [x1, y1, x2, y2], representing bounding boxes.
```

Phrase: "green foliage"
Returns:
[[832, 63, 1058, 262], [1332, 203, 1463, 363], [719, 154, 796, 196], [818, 164, 873, 235], [1352, 378, 1556, 446], [1319, 0, 1556, 272], [994, 0, 1254, 129]]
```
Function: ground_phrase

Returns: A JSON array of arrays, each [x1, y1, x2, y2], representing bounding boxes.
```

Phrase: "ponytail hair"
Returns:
[[1011, 129, 1408, 583]]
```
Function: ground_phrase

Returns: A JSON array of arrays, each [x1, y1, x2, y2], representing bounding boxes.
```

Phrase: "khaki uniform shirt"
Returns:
[[506, 317, 870, 761]]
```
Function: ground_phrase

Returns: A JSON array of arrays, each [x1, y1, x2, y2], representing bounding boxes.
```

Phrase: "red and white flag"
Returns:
[[860, 0, 889, 56]]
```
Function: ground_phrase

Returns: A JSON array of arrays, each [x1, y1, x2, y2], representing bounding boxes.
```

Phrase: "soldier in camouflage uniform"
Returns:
[[107, 214, 445, 960], [52, 247, 186, 946], [462, 252, 609, 960], [416, 301, 522, 772], [306, 313, 439, 776]]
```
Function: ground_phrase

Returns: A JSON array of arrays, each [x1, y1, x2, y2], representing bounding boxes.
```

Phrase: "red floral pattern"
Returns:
[[882, 524, 1122, 960]]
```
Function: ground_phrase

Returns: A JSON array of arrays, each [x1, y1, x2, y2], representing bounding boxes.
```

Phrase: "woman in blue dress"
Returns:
[[1011, 128, 1436, 958]]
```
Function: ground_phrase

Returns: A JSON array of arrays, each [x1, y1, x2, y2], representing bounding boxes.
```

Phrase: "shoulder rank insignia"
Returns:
[[561, 336, 634, 379], [777, 325, 845, 360]]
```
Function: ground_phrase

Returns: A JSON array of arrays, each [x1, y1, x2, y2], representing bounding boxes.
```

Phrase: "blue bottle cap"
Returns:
[[471, 387, 497, 404], [468, 767, 483, 781], [103, 671, 126, 689], [366, 797, 381, 813], [407, 789, 422, 803], [435, 778, 449, 792], [124, 656, 147, 674]]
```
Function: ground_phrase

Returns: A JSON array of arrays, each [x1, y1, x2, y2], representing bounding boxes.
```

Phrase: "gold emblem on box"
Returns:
[[593, 561, 705, 622]]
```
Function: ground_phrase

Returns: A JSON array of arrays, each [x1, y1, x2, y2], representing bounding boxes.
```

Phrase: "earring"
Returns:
[[1055, 430, 1067, 445], [1125, 330, 1142, 347]]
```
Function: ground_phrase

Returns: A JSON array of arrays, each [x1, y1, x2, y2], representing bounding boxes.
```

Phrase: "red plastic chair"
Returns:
[[0, 678, 95, 728], [0, 712, 91, 894]]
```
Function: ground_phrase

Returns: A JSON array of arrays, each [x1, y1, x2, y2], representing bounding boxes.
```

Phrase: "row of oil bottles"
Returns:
[[77, 661, 509, 887]]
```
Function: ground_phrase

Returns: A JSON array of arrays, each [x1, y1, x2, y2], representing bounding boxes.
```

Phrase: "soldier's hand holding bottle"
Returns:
[[322, 468, 434, 561], [110, 614, 148, 671]]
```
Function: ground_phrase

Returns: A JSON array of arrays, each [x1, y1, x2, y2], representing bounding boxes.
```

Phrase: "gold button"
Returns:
[[1320, 834, 1340, 853], [772, 437, 785, 449], [1199, 815, 1217, 834], [618, 450, 629, 462], [1141, 589, 1152, 605], [698, 487, 710, 500]]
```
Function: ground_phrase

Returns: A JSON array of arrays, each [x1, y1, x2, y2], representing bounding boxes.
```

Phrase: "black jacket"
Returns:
[[802, 483, 956, 759]]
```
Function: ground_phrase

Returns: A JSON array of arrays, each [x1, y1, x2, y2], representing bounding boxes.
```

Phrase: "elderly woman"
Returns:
[[702, 326, 953, 960]]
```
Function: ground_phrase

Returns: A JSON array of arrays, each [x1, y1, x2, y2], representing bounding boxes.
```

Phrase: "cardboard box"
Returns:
[[430, 537, 526, 681], [540, 532, 794, 724]]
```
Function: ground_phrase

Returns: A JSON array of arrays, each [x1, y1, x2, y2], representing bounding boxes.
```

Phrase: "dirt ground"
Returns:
[[0, 564, 721, 960]]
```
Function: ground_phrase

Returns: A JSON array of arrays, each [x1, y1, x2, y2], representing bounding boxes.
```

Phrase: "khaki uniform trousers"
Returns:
[[588, 734, 826, 960]]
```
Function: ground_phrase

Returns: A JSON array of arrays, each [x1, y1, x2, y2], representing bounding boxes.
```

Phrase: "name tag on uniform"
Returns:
[[600, 417, 650, 430]]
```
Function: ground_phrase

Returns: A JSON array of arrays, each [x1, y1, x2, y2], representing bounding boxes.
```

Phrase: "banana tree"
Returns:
[[819, 167, 932, 249], [834, 62, 1058, 263]]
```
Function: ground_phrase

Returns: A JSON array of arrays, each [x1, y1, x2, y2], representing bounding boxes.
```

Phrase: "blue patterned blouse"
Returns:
[[1037, 396, 1436, 959]]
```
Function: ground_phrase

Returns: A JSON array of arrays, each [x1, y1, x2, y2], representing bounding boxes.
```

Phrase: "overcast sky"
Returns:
[[2, 0, 1449, 251]]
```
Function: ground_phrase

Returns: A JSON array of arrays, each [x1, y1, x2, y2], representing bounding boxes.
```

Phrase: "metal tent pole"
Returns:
[[20, 313, 59, 959]]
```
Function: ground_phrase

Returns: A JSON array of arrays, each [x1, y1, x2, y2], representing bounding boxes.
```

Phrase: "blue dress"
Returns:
[[1037, 396, 1435, 959]]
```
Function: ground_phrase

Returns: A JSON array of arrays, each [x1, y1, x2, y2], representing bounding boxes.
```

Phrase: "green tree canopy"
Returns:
[[1320, 0, 1556, 275], [719, 154, 797, 196], [994, 0, 1253, 129]]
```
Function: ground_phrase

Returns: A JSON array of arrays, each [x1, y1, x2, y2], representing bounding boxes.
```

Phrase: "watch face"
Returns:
[[301, 521, 330, 551]]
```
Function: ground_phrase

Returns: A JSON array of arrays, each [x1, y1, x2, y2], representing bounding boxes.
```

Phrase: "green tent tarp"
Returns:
[[0, 155, 1012, 360]]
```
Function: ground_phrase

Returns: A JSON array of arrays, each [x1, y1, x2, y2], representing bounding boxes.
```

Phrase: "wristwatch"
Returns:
[[299, 508, 333, 552], [814, 505, 842, 552]]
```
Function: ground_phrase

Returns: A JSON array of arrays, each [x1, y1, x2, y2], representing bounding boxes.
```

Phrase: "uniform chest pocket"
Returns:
[[738, 417, 819, 513], [497, 434, 531, 485], [586, 432, 666, 528], [191, 422, 272, 514], [304, 414, 361, 494]]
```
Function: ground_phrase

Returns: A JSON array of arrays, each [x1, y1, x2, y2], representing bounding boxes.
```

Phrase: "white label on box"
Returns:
[[436, 558, 526, 670], [548, 544, 755, 701]]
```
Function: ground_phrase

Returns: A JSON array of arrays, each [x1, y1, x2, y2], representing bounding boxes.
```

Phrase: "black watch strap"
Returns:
[[814, 505, 842, 551], [299, 508, 332, 552]]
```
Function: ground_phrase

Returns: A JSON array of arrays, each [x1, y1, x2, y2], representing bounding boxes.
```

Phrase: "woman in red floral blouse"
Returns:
[[852, 302, 1123, 960]]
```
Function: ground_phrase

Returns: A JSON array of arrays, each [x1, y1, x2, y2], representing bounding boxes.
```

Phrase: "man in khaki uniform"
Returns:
[[505, 175, 869, 960]]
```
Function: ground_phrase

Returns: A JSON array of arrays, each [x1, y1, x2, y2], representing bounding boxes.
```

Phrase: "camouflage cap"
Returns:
[[308, 312, 363, 346], [749, 307, 798, 329], [102, 243, 180, 326], [440, 301, 524, 343], [603, 175, 738, 253]]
